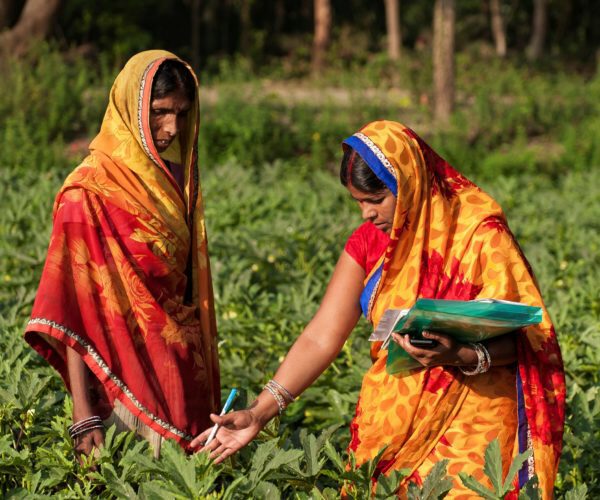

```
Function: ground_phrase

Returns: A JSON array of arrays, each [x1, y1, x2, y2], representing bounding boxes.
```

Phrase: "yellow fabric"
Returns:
[[347, 121, 564, 498]]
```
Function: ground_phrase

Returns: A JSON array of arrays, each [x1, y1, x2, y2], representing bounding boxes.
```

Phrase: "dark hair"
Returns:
[[340, 147, 386, 194], [151, 59, 196, 102]]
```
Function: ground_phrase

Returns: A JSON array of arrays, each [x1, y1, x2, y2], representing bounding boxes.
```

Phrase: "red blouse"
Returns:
[[344, 221, 390, 275]]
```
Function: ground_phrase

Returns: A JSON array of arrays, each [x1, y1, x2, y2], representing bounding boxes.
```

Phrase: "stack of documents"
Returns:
[[368, 298, 543, 374]]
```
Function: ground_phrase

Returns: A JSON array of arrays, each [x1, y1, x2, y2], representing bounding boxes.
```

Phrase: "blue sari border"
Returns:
[[516, 369, 531, 488], [360, 262, 383, 318], [343, 134, 398, 196]]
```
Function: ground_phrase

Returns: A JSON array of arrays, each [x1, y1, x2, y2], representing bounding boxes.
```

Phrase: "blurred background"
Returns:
[[0, 0, 599, 497]]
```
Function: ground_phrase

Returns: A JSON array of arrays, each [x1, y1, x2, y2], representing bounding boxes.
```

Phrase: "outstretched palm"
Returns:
[[191, 409, 263, 464]]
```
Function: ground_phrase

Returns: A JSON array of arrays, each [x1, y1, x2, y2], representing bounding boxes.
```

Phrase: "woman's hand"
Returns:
[[73, 428, 104, 465], [190, 409, 264, 464], [391, 330, 477, 368]]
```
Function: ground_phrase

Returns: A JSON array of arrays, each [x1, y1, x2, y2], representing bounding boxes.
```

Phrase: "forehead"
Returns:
[[347, 183, 392, 200], [151, 90, 191, 109]]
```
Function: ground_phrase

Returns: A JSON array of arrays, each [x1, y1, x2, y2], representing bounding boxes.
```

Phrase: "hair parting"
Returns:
[[340, 146, 386, 194]]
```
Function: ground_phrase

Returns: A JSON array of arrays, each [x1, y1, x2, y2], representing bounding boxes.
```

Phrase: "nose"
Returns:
[[163, 114, 179, 137], [360, 203, 376, 221]]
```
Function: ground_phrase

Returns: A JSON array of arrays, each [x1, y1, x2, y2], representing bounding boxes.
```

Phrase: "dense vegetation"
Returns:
[[0, 44, 599, 497]]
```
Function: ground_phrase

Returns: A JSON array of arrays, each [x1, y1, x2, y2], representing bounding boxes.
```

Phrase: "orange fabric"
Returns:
[[25, 50, 220, 446], [344, 121, 565, 497]]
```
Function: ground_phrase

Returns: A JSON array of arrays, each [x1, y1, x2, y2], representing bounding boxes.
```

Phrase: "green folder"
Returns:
[[383, 298, 543, 374]]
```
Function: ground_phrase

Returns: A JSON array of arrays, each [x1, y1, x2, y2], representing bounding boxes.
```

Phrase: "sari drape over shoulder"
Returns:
[[343, 121, 564, 498], [25, 50, 220, 446]]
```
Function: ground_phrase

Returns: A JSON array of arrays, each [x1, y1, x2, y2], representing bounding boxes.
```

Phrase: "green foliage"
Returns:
[[407, 460, 452, 500], [459, 439, 535, 499]]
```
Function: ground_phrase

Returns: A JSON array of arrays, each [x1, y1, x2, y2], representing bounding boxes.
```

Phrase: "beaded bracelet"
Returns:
[[459, 342, 491, 376]]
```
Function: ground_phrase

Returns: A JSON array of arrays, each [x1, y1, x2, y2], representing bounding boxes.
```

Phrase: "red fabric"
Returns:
[[24, 51, 220, 447], [26, 188, 216, 443], [344, 222, 390, 275]]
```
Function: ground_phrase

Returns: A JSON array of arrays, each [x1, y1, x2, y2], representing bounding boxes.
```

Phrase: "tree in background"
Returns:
[[0, 0, 61, 56], [384, 0, 401, 61], [489, 0, 507, 57], [238, 0, 253, 58], [432, 0, 455, 125], [312, 0, 331, 76], [527, 0, 547, 61], [191, 0, 201, 73]]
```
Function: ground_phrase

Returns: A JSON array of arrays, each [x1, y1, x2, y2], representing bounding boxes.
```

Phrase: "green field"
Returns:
[[1, 48, 599, 498]]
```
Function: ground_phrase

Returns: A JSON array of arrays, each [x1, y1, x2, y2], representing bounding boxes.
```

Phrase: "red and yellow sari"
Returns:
[[343, 121, 565, 498], [25, 50, 220, 447]]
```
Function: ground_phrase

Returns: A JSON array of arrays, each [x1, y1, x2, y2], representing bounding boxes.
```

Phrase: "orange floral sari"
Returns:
[[25, 50, 220, 447], [344, 121, 564, 498]]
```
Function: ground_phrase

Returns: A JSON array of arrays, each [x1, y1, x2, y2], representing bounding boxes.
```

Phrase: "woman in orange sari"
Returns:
[[193, 121, 565, 497], [25, 50, 219, 459]]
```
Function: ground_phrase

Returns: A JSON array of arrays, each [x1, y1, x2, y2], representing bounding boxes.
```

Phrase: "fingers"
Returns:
[[198, 429, 224, 453], [190, 426, 214, 450], [209, 442, 227, 461], [190, 413, 234, 450], [391, 332, 407, 347], [213, 447, 234, 465], [422, 330, 452, 346], [73, 428, 105, 464], [392, 332, 441, 367], [209, 413, 225, 425]]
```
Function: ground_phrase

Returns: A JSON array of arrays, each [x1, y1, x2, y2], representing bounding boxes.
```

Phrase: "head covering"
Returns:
[[25, 50, 219, 446], [343, 121, 564, 496]]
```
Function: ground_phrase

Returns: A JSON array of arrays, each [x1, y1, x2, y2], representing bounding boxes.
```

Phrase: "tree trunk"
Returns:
[[312, 0, 331, 76], [526, 0, 547, 61], [432, 0, 455, 125], [0, 0, 19, 30], [0, 0, 61, 56], [219, 0, 231, 56], [239, 0, 252, 57], [274, 0, 285, 36], [384, 0, 401, 61], [489, 0, 506, 57], [201, 0, 217, 58], [191, 0, 201, 73]]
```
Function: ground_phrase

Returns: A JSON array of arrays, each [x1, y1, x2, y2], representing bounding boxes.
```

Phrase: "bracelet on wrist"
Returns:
[[459, 342, 491, 376], [263, 379, 296, 415], [68, 416, 104, 440], [268, 379, 295, 404]]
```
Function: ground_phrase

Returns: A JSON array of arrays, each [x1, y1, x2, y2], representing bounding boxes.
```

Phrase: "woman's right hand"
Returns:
[[73, 428, 105, 464], [191, 409, 264, 464]]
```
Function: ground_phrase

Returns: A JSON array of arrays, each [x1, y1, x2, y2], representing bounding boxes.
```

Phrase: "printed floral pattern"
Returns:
[[25, 51, 220, 446], [346, 121, 565, 498]]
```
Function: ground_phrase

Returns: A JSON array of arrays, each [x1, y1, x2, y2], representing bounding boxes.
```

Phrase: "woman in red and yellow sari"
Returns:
[[25, 50, 220, 459], [193, 121, 565, 498]]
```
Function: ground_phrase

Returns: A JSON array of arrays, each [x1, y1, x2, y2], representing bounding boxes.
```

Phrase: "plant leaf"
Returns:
[[420, 459, 452, 500], [501, 449, 532, 495], [458, 472, 500, 500], [483, 439, 503, 494]]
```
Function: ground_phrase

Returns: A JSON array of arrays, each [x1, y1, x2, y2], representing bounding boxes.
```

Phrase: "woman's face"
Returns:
[[347, 183, 396, 234], [149, 89, 192, 153]]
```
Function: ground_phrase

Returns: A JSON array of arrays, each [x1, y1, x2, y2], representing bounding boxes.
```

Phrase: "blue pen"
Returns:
[[205, 388, 237, 445]]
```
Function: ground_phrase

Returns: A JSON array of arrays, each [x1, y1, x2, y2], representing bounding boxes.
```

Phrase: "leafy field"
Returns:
[[1, 48, 599, 497]]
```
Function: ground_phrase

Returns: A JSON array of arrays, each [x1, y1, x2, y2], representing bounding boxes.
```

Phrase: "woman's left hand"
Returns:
[[391, 330, 476, 368]]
